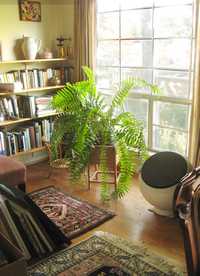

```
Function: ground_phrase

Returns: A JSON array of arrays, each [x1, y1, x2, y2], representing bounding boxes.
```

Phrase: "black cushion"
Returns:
[[141, 151, 188, 189]]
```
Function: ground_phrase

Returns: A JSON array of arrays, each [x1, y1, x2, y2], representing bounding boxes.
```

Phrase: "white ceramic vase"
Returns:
[[21, 36, 41, 60]]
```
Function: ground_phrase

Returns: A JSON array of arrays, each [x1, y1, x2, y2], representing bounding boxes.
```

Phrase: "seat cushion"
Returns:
[[0, 156, 26, 187]]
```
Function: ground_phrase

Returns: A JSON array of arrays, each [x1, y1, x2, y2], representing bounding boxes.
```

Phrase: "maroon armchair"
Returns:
[[174, 167, 200, 276], [0, 156, 26, 192]]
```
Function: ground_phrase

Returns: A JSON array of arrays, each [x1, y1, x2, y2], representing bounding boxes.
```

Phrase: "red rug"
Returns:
[[29, 186, 115, 239]]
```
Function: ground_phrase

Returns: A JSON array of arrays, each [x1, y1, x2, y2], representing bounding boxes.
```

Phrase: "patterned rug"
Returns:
[[29, 186, 115, 239], [28, 231, 186, 276]]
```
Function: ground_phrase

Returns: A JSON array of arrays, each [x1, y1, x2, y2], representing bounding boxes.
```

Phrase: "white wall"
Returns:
[[0, 0, 74, 60]]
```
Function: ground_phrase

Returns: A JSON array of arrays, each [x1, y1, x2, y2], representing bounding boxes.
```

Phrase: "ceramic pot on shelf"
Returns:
[[21, 36, 41, 60]]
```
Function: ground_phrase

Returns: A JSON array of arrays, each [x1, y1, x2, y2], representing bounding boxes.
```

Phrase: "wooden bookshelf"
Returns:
[[0, 58, 68, 65], [0, 85, 65, 96], [10, 146, 46, 157], [0, 57, 73, 163], [0, 112, 60, 127]]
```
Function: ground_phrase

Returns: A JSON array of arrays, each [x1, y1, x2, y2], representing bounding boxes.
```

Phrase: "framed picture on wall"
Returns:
[[19, 1, 41, 22]]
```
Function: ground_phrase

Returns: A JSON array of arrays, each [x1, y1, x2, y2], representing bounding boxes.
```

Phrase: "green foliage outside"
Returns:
[[51, 66, 159, 201]]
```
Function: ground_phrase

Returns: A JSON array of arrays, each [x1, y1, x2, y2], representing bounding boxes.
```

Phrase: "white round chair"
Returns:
[[140, 151, 191, 217]]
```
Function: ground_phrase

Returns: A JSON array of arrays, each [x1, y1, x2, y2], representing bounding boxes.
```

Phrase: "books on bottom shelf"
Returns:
[[0, 118, 54, 156]]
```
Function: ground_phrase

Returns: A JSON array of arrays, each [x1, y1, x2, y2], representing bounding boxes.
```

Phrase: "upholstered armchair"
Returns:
[[174, 167, 200, 276], [0, 156, 26, 192]]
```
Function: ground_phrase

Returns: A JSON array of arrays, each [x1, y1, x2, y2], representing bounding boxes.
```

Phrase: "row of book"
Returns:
[[18, 95, 54, 117], [0, 95, 55, 120], [0, 119, 54, 156], [0, 66, 74, 90], [0, 96, 19, 120], [0, 184, 69, 262]]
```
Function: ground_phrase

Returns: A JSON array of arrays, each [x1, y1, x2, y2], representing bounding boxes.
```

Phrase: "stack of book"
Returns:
[[0, 67, 74, 90], [17, 95, 54, 118], [0, 184, 69, 263], [0, 119, 54, 155], [0, 96, 19, 120]]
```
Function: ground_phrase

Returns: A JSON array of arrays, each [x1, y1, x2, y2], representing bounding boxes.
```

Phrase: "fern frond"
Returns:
[[110, 79, 134, 110], [113, 141, 135, 199]]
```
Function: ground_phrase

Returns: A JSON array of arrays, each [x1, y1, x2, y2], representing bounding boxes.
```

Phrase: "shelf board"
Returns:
[[10, 146, 46, 157], [0, 85, 65, 96], [0, 58, 68, 65], [0, 112, 59, 127]]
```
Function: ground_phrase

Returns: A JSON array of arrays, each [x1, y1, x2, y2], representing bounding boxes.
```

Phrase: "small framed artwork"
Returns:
[[19, 1, 41, 22]]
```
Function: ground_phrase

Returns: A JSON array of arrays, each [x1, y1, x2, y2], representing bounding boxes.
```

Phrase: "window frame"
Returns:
[[96, 1, 196, 156]]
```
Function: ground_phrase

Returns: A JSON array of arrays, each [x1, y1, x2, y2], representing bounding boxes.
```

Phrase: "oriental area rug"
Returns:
[[28, 231, 186, 276], [29, 186, 115, 239]]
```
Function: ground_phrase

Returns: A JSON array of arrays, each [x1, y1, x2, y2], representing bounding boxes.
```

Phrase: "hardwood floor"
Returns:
[[27, 161, 186, 271]]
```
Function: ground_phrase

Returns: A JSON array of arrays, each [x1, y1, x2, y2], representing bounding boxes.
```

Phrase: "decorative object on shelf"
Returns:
[[39, 48, 53, 59], [21, 36, 41, 60], [19, 0, 41, 22], [51, 66, 160, 201], [56, 36, 71, 58], [48, 76, 61, 86]]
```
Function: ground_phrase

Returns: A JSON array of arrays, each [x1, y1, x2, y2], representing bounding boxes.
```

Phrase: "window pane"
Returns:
[[154, 0, 192, 6], [121, 9, 152, 38], [97, 41, 119, 66], [102, 94, 113, 107], [121, 40, 153, 67], [124, 98, 148, 128], [153, 101, 190, 130], [96, 67, 120, 89], [154, 39, 191, 69], [97, 0, 120, 12], [97, 12, 119, 39], [121, 68, 152, 94], [153, 126, 187, 155], [154, 7, 192, 38], [154, 70, 190, 99], [120, 0, 153, 9]]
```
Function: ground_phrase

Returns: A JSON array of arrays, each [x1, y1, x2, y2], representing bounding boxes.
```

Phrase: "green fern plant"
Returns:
[[51, 66, 159, 200]]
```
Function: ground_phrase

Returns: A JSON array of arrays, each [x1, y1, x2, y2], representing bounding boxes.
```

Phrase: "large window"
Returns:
[[96, 0, 196, 156]]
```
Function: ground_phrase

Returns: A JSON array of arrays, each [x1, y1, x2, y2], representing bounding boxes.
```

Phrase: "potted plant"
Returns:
[[51, 66, 159, 200]]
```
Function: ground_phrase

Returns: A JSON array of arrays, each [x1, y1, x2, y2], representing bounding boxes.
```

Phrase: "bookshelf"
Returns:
[[0, 58, 68, 65], [0, 58, 73, 163], [0, 85, 65, 96], [10, 146, 46, 157], [0, 112, 60, 127]]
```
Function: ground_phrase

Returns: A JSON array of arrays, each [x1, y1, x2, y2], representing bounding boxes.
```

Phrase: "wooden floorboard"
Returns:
[[27, 161, 186, 270]]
